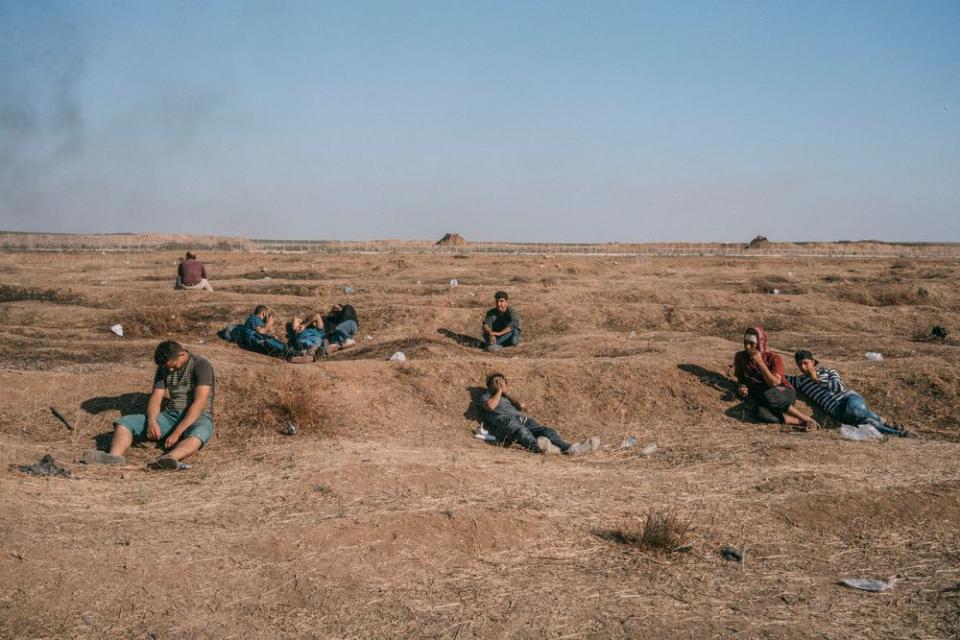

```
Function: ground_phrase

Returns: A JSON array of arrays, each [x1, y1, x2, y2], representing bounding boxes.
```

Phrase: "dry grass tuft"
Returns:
[[601, 509, 691, 554], [0, 284, 87, 306], [219, 371, 329, 439]]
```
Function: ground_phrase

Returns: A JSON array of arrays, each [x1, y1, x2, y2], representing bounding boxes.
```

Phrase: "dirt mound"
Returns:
[[745, 234, 771, 249], [435, 232, 467, 246]]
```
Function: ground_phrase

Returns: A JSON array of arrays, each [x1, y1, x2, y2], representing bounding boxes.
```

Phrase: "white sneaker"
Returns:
[[536, 436, 561, 455]]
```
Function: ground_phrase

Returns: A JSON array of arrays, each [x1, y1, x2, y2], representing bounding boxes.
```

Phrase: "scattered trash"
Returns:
[[772, 288, 780, 296], [260, 266, 267, 272], [198, 338, 206, 344], [641, 443, 658, 456], [468, 291, 476, 297], [931, 325, 949, 342], [16, 454, 71, 478], [839, 576, 898, 592], [449, 279, 458, 287], [49, 406, 75, 431], [474, 424, 496, 442], [864, 352, 883, 362], [720, 546, 744, 562], [621, 436, 638, 449], [263, 276, 272, 280], [99, 280, 108, 285], [917, 287, 929, 298], [840, 424, 884, 441], [283, 422, 298, 436], [343, 286, 354, 294], [110, 324, 124, 337], [364, 335, 373, 341], [628, 330, 637, 337], [389, 351, 406, 362]]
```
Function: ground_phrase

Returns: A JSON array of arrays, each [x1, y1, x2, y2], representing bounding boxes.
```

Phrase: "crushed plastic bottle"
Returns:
[[641, 443, 658, 456], [110, 324, 124, 337], [449, 279, 458, 287], [865, 352, 884, 362], [284, 422, 297, 436], [389, 351, 406, 362], [840, 424, 883, 441]]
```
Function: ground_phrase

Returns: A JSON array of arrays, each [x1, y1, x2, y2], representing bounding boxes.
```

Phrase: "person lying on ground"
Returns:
[[733, 326, 819, 430], [482, 291, 520, 351], [175, 251, 213, 291], [83, 341, 214, 470], [786, 350, 913, 437], [321, 303, 359, 355], [480, 373, 599, 455], [240, 305, 290, 358]]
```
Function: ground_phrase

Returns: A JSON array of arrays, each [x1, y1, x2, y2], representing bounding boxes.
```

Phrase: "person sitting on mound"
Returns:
[[83, 341, 214, 470], [241, 305, 290, 358], [733, 326, 819, 430], [786, 350, 913, 437], [175, 252, 213, 291], [482, 291, 520, 351], [480, 373, 599, 455]]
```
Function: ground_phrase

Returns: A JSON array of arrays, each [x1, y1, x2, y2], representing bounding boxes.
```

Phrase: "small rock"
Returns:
[[720, 546, 744, 562]]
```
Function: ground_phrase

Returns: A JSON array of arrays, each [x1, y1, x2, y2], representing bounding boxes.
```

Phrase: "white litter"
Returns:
[[283, 422, 297, 436], [449, 279, 458, 287], [474, 424, 496, 442], [840, 424, 884, 441], [389, 351, 406, 362], [641, 443, 658, 456], [110, 324, 124, 337], [865, 352, 884, 361], [628, 330, 637, 337], [364, 335, 373, 341], [772, 288, 780, 295], [621, 436, 638, 449], [343, 286, 354, 294], [840, 576, 898, 592]]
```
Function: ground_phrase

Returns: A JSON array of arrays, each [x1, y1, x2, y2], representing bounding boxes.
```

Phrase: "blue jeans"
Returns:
[[490, 415, 569, 453], [328, 319, 358, 345], [294, 327, 325, 350], [243, 334, 288, 357], [836, 394, 904, 436], [486, 327, 520, 348]]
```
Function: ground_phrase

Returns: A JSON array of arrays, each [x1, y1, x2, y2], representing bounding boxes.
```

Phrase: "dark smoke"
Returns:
[[0, 2, 86, 219]]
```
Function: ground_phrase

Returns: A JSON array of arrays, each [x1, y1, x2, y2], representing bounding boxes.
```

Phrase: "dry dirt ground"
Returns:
[[1, 250, 959, 639]]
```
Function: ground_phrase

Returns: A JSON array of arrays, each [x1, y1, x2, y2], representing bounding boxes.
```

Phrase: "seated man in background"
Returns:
[[733, 326, 819, 430], [480, 373, 599, 456], [482, 291, 520, 351], [241, 305, 289, 358], [787, 350, 913, 437], [83, 341, 214, 470], [175, 252, 213, 291]]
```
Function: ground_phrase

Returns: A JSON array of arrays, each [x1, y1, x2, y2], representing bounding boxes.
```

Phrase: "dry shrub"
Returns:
[[603, 509, 691, 554], [219, 371, 328, 437], [836, 285, 929, 307], [747, 275, 807, 295], [0, 284, 87, 306], [116, 307, 193, 338]]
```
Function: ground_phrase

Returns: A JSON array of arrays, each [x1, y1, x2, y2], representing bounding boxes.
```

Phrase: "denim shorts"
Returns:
[[116, 409, 215, 444]]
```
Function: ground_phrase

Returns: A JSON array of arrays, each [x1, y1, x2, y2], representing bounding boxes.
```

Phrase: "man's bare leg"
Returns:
[[785, 406, 819, 429], [166, 436, 203, 462], [83, 425, 132, 464]]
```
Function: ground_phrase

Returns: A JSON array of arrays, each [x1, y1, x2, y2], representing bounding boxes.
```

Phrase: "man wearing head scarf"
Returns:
[[733, 326, 818, 430]]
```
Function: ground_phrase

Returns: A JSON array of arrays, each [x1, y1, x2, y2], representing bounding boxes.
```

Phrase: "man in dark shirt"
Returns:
[[83, 341, 215, 470], [480, 373, 599, 455], [175, 252, 213, 291], [321, 303, 359, 355], [482, 291, 520, 351]]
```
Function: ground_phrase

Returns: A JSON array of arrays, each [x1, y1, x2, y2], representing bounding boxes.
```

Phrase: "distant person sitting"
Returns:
[[83, 341, 215, 470], [733, 326, 819, 430], [175, 252, 213, 291], [241, 305, 289, 357], [321, 303, 359, 355], [482, 291, 520, 351], [787, 350, 913, 437], [480, 373, 599, 455]]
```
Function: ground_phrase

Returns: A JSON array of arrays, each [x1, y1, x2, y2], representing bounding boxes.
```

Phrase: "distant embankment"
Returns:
[[2, 232, 959, 258]]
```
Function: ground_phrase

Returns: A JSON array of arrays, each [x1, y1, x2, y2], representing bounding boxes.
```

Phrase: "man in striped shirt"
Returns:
[[786, 350, 912, 437]]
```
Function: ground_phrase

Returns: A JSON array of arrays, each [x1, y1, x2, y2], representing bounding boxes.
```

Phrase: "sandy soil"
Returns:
[[1, 249, 959, 639]]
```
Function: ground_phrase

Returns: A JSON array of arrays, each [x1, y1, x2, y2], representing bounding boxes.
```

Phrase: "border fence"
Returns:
[[2, 233, 959, 259]]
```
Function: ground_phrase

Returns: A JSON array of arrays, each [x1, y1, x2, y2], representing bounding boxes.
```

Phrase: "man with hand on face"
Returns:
[[733, 326, 819, 430], [241, 304, 289, 357], [480, 373, 599, 455], [83, 341, 215, 470], [787, 350, 913, 437], [482, 291, 521, 352]]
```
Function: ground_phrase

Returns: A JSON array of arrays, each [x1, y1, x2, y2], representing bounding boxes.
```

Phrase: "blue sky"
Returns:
[[1, 1, 957, 242]]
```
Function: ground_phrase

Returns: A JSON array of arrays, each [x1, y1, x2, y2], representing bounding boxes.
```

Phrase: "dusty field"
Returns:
[[1, 249, 959, 639]]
